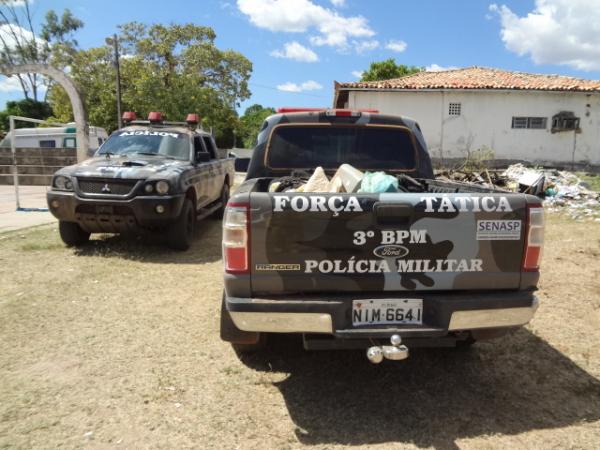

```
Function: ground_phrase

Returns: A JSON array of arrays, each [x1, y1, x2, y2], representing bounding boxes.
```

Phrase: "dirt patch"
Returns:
[[0, 213, 599, 449]]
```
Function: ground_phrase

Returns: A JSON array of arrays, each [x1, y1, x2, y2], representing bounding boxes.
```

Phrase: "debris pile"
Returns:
[[440, 164, 600, 220], [435, 169, 511, 190]]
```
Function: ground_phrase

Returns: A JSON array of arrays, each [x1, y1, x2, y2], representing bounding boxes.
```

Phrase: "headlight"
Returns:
[[155, 180, 169, 195], [54, 175, 73, 191]]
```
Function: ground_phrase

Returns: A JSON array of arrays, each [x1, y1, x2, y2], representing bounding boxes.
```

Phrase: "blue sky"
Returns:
[[2, 0, 600, 114]]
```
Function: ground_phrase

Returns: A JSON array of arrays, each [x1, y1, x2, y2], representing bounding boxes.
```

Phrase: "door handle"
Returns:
[[373, 202, 413, 225]]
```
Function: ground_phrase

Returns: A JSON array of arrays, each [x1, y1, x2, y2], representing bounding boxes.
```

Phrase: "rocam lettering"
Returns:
[[273, 195, 363, 216], [119, 130, 180, 139]]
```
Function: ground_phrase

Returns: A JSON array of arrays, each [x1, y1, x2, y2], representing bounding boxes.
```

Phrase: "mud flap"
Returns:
[[219, 294, 261, 345]]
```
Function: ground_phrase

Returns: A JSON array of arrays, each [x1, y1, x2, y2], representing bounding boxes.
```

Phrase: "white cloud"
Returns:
[[0, 23, 39, 49], [270, 41, 319, 62], [490, 0, 600, 71], [0, 76, 24, 93], [0, 24, 47, 96], [0, 74, 46, 95], [426, 63, 458, 72], [330, 0, 345, 6], [351, 70, 363, 78], [277, 80, 323, 92], [385, 40, 407, 53], [237, 0, 374, 50], [2, 1, 31, 7], [353, 39, 379, 54]]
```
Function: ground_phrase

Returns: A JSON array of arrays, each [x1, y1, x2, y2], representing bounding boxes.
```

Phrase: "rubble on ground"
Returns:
[[435, 169, 511, 190], [439, 163, 600, 220]]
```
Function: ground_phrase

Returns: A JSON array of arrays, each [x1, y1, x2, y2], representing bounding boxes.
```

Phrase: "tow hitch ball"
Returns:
[[366, 334, 409, 364]]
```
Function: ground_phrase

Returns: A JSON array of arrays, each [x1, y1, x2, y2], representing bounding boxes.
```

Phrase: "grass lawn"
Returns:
[[0, 214, 599, 449]]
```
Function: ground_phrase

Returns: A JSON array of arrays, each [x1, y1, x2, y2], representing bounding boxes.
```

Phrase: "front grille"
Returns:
[[77, 178, 138, 196], [75, 205, 134, 216]]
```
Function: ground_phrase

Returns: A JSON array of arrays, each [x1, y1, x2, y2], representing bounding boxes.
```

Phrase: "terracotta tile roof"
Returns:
[[337, 66, 600, 92]]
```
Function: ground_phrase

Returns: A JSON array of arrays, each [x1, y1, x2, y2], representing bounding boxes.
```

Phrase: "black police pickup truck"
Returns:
[[220, 108, 544, 362], [47, 112, 235, 250]]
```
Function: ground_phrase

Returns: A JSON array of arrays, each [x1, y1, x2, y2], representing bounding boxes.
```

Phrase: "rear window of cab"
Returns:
[[266, 124, 417, 172]]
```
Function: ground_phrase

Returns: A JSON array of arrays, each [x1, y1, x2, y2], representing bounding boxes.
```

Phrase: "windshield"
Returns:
[[267, 125, 417, 171], [98, 130, 190, 160]]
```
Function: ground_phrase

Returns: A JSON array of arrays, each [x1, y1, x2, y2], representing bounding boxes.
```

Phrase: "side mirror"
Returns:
[[196, 152, 211, 163], [229, 152, 237, 158]]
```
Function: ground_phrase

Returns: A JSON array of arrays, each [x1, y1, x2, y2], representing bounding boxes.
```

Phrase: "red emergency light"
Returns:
[[148, 111, 163, 123], [186, 113, 200, 125], [122, 111, 137, 123]]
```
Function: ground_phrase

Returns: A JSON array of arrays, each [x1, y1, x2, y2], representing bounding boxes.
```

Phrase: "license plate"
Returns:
[[352, 299, 423, 326]]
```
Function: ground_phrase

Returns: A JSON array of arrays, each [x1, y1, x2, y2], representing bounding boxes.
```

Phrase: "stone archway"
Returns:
[[0, 64, 89, 162]]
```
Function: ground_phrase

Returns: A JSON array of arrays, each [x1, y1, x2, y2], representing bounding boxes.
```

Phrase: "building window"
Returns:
[[63, 137, 76, 148], [448, 103, 461, 116], [551, 111, 580, 133], [39, 140, 56, 148], [511, 117, 547, 129]]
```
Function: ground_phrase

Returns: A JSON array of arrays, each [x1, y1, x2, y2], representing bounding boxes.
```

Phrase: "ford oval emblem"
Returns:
[[373, 244, 409, 258]]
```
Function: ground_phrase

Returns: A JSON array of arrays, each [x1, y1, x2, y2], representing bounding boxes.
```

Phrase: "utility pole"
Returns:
[[113, 34, 122, 129]]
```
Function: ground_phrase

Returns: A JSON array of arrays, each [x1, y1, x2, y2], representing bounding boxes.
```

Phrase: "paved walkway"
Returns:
[[0, 185, 56, 233]]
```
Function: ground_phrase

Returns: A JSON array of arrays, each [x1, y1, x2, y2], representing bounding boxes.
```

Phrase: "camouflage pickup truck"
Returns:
[[47, 112, 234, 250], [220, 108, 544, 362]]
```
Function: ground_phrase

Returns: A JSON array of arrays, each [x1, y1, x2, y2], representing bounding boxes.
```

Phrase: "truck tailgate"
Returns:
[[249, 192, 527, 294]]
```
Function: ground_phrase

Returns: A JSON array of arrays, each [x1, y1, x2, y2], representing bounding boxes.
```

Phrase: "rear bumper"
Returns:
[[47, 190, 185, 233], [224, 291, 539, 338]]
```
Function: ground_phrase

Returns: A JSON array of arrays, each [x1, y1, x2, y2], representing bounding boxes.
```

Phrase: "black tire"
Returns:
[[213, 182, 230, 219], [58, 221, 90, 247], [220, 294, 266, 352], [167, 198, 195, 250], [455, 336, 477, 350]]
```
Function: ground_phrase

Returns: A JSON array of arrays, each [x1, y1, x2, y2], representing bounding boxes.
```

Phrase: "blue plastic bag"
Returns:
[[358, 171, 398, 193]]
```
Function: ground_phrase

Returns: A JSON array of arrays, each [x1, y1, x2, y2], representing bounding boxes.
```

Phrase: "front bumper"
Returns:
[[225, 291, 539, 338], [47, 190, 185, 233]]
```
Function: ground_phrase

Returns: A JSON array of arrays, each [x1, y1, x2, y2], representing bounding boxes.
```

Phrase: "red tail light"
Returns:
[[325, 109, 379, 117], [327, 109, 355, 117], [522, 205, 544, 271], [223, 202, 250, 273]]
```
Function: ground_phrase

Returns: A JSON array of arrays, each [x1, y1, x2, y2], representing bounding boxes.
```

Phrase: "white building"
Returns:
[[334, 67, 600, 169]]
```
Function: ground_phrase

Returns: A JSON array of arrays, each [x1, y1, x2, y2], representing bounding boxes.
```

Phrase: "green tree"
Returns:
[[0, 98, 53, 132], [47, 23, 252, 146], [0, 1, 83, 100], [40, 9, 84, 69], [360, 58, 422, 82], [237, 104, 275, 148]]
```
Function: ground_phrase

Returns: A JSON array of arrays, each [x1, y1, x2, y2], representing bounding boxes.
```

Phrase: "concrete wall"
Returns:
[[347, 89, 600, 167], [0, 147, 77, 186]]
